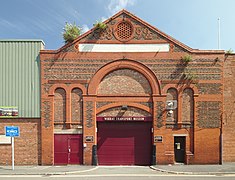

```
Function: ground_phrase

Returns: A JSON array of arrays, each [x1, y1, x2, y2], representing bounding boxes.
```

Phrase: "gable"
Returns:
[[82, 13, 164, 42], [61, 10, 191, 53]]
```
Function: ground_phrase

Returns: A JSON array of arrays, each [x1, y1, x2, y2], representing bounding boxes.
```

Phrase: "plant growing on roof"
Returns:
[[226, 48, 234, 54], [93, 20, 107, 30], [181, 55, 192, 64], [62, 22, 81, 44]]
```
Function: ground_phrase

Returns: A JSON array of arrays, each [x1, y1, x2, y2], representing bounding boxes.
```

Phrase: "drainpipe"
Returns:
[[220, 119, 223, 165]]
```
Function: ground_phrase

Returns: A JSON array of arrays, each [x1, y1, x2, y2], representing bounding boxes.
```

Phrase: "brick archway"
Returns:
[[88, 60, 161, 95]]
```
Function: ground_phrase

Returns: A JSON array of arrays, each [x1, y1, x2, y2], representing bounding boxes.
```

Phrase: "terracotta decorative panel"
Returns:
[[197, 101, 221, 128], [85, 101, 94, 128], [156, 101, 164, 128], [42, 101, 51, 128], [196, 83, 222, 95]]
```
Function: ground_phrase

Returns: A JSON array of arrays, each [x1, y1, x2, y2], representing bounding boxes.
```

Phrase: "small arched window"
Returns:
[[166, 88, 178, 123], [182, 88, 194, 123], [71, 88, 83, 124], [54, 88, 66, 125]]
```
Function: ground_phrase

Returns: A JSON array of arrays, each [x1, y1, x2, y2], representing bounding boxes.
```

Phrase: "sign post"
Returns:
[[5, 126, 20, 170], [11, 137, 14, 170]]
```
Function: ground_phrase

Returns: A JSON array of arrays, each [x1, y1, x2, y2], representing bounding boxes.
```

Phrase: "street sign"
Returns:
[[5, 126, 20, 137], [5, 126, 20, 170]]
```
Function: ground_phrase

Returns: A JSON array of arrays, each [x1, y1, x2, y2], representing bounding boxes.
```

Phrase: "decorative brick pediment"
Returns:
[[80, 12, 165, 42], [61, 10, 191, 52]]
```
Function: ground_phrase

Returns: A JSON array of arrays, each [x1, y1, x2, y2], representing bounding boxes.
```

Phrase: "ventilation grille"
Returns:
[[116, 21, 133, 41]]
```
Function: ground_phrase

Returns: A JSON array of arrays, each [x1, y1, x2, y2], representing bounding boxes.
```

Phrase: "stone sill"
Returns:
[[166, 122, 193, 128]]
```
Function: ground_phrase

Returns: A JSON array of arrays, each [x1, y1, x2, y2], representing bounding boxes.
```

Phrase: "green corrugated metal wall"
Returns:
[[0, 40, 44, 117]]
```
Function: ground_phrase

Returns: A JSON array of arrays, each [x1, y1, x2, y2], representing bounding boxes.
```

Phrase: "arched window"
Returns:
[[182, 88, 194, 123], [54, 88, 66, 126], [71, 88, 83, 124], [166, 88, 178, 123]]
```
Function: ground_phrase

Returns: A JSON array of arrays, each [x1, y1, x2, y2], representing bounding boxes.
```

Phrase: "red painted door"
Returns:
[[97, 121, 152, 165], [68, 137, 83, 164], [54, 134, 83, 165], [54, 135, 68, 164]]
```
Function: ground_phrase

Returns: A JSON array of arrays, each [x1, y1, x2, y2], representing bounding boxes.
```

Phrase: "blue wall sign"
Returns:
[[5, 126, 20, 137]]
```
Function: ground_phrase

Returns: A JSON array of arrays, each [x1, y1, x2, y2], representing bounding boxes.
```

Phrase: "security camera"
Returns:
[[166, 100, 177, 110]]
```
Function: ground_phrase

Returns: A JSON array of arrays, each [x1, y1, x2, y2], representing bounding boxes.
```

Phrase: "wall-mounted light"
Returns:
[[167, 110, 174, 117], [121, 105, 128, 111]]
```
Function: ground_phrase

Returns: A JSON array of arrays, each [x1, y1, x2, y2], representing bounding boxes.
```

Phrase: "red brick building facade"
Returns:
[[38, 10, 235, 165]]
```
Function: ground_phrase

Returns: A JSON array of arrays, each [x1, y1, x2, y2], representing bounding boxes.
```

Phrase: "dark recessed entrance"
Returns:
[[174, 136, 186, 164]]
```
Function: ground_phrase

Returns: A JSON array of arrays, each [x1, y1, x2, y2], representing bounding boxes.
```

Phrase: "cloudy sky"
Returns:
[[0, 0, 234, 51]]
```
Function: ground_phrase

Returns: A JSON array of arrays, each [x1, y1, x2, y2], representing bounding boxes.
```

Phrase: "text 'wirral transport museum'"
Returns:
[[1, 10, 235, 165]]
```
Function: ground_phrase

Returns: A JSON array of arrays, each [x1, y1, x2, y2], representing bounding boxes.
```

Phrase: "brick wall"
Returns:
[[193, 129, 220, 164], [0, 118, 40, 165], [223, 54, 235, 162], [97, 69, 152, 95]]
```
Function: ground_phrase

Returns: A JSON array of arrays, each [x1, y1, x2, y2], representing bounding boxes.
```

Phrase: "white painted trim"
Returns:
[[54, 128, 82, 134], [173, 134, 188, 137], [78, 43, 170, 52]]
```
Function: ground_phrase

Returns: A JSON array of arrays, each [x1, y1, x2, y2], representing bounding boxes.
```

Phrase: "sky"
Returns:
[[0, 0, 234, 51]]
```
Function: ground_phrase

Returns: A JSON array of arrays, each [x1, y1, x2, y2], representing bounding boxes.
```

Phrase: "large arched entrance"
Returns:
[[88, 60, 160, 165]]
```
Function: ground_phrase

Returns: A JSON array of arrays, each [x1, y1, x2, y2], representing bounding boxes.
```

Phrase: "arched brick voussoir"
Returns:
[[48, 84, 87, 96], [88, 60, 161, 95], [48, 84, 69, 95], [69, 84, 87, 95], [162, 84, 199, 96]]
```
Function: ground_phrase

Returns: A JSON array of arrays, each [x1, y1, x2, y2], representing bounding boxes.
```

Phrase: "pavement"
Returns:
[[0, 163, 235, 175], [151, 163, 235, 175], [0, 165, 98, 175]]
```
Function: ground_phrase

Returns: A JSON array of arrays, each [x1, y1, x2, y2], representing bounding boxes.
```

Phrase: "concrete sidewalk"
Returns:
[[0, 163, 235, 175], [151, 163, 235, 175], [0, 165, 97, 175]]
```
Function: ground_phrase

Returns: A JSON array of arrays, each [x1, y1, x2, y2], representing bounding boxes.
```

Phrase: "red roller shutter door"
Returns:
[[97, 121, 152, 165]]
